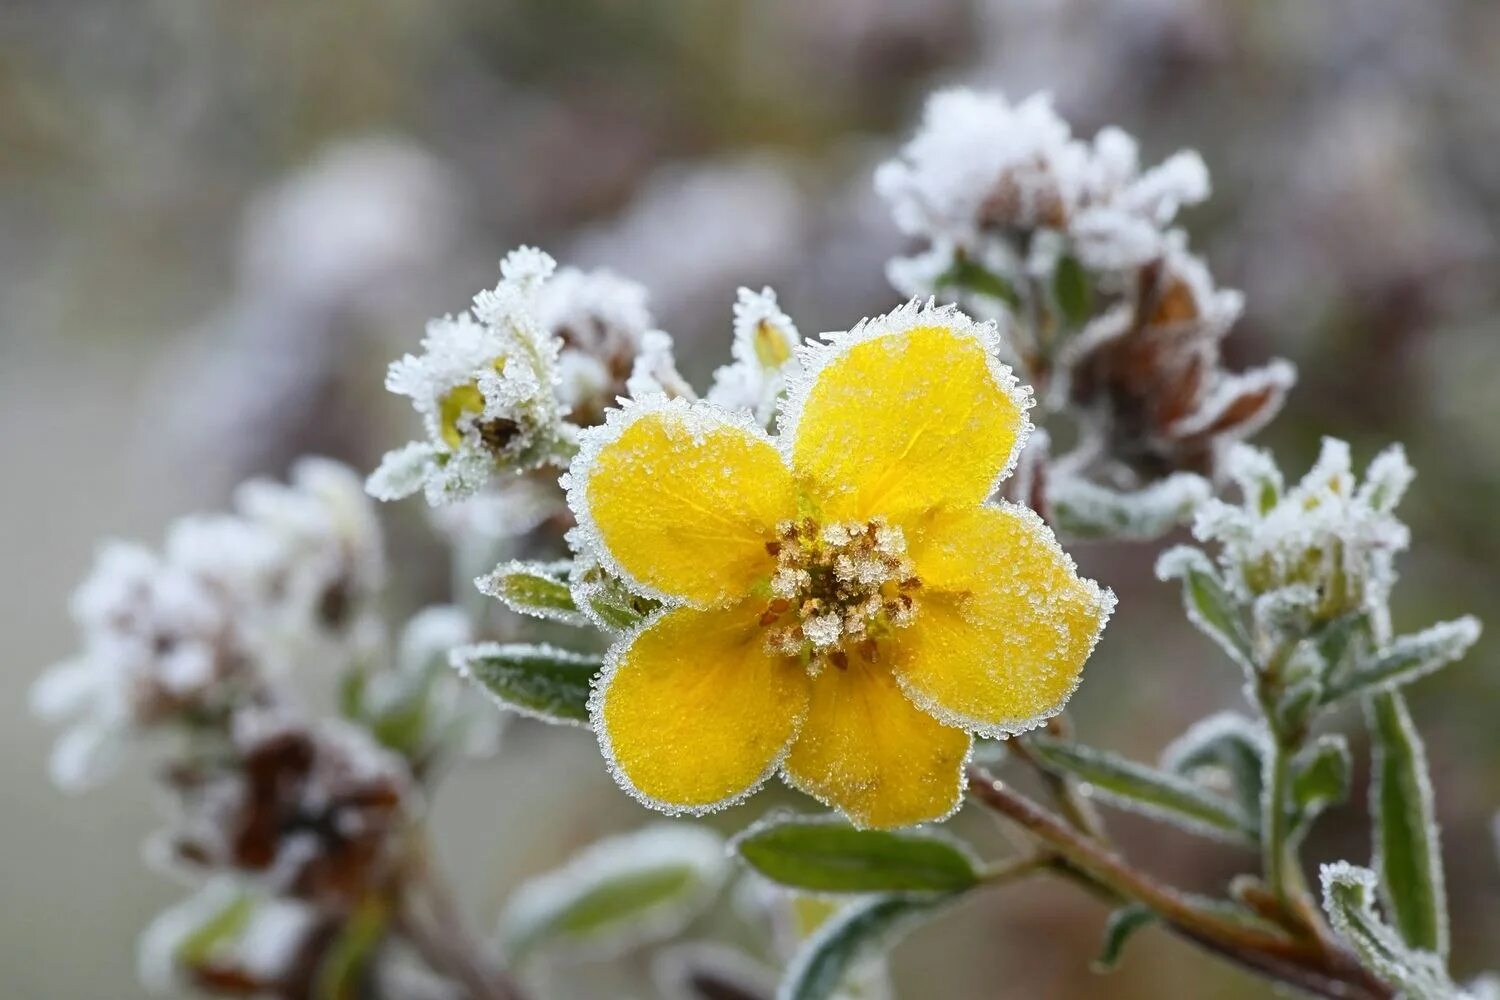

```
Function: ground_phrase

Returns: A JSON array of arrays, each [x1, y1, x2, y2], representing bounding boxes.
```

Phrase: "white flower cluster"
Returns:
[[876, 88, 1210, 316], [1183, 439, 1416, 636], [367, 247, 575, 505], [539, 265, 657, 424], [32, 460, 385, 791], [705, 287, 803, 426]]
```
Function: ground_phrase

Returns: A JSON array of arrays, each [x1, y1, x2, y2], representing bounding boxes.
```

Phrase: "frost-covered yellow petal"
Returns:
[[896, 503, 1113, 736], [580, 403, 797, 606], [782, 659, 970, 829], [789, 322, 1027, 522], [596, 603, 809, 812]]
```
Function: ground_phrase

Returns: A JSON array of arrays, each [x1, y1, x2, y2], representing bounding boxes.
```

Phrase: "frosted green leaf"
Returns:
[[502, 824, 729, 962], [1156, 546, 1254, 673], [1093, 904, 1155, 972], [475, 559, 588, 627], [1289, 735, 1351, 841], [1032, 737, 1256, 844], [1326, 617, 1481, 703], [1320, 862, 1458, 999], [779, 894, 951, 1000], [1367, 691, 1448, 957], [1161, 712, 1268, 825], [450, 642, 601, 726], [1049, 473, 1209, 542], [732, 813, 979, 894]]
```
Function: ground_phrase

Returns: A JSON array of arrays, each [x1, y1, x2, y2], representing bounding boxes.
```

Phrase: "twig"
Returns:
[[966, 766, 1392, 1000]]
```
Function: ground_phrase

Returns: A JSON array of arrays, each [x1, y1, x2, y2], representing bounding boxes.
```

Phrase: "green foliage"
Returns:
[[1157, 548, 1255, 672], [1093, 904, 1155, 972], [933, 255, 1020, 308], [1321, 862, 1458, 999], [1367, 691, 1448, 957], [1325, 617, 1481, 703], [451, 642, 601, 725], [1162, 713, 1267, 825], [502, 825, 728, 961], [1288, 735, 1351, 840], [780, 895, 951, 1000], [733, 814, 979, 894], [1031, 737, 1257, 844], [1052, 253, 1092, 328], [477, 560, 587, 627]]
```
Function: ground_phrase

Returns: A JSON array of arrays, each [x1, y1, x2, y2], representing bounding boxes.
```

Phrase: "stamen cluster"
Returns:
[[761, 517, 919, 665]]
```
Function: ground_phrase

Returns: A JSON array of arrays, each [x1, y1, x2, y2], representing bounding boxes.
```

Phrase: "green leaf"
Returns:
[[1289, 735, 1351, 840], [1052, 253, 1093, 327], [732, 815, 979, 894], [1367, 691, 1448, 957], [1093, 904, 1155, 972], [174, 891, 254, 968], [1320, 862, 1457, 999], [314, 897, 388, 1000], [1031, 737, 1257, 844], [504, 825, 729, 961], [1156, 547, 1255, 672], [1326, 617, 1481, 703], [476, 560, 587, 627], [451, 642, 601, 725], [572, 566, 662, 632], [933, 255, 1020, 307], [780, 894, 950, 1000], [1162, 713, 1268, 825]]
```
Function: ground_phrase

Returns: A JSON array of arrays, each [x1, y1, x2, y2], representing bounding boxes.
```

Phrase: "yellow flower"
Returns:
[[568, 302, 1114, 828]]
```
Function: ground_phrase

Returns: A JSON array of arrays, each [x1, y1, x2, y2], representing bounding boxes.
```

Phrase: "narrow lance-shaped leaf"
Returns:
[[1155, 547, 1255, 672], [1052, 253, 1093, 328], [1319, 862, 1457, 999], [451, 642, 601, 725], [1367, 691, 1448, 957], [502, 825, 728, 962], [1326, 617, 1481, 703], [934, 255, 1020, 308], [1161, 712, 1268, 826], [1093, 904, 1155, 972], [1031, 737, 1257, 844], [779, 895, 951, 1000], [476, 560, 588, 627], [1288, 735, 1351, 842], [732, 814, 979, 894], [1049, 473, 1209, 542]]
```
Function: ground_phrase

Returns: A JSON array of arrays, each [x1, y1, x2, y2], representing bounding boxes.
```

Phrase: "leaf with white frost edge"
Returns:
[[1160, 712, 1268, 826], [1049, 473, 1210, 542], [1031, 736, 1257, 844], [1325, 617, 1481, 703], [1320, 862, 1458, 999], [450, 642, 601, 726], [501, 824, 729, 962], [1156, 546, 1255, 673], [1366, 691, 1448, 957], [731, 812, 980, 895], [475, 559, 589, 627], [778, 893, 952, 1000]]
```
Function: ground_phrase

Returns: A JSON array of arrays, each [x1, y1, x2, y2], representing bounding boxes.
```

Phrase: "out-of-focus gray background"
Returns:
[[4, 1, 1500, 996]]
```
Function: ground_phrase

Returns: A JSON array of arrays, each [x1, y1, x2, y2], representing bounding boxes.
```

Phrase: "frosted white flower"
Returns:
[[877, 88, 1212, 306], [537, 266, 656, 424], [368, 247, 574, 506], [1195, 439, 1415, 635], [34, 462, 393, 790], [624, 329, 696, 402], [236, 458, 387, 662], [706, 287, 802, 426]]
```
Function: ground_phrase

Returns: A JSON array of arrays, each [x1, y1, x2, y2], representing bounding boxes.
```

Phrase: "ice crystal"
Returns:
[[369, 247, 573, 506], [1194, 439, 1414, 635]]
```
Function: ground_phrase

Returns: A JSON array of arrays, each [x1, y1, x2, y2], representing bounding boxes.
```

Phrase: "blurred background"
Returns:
[[4, 0, 1500, 996]]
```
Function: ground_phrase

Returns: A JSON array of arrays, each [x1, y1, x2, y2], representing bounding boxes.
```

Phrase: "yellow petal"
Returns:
[[786, 310, 1029, 523], [782, 658, 971, 829], [896, 503, 1114, 736], [596, 603, 809, 813], [575, 400, 798, 606]]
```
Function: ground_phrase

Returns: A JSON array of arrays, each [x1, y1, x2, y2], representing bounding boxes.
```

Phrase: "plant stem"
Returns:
[[1263, 735, 1294, 910], [1011, 729, 1106, 840], [966, 766, 1392, 999], [398, 837, 525, 1000]]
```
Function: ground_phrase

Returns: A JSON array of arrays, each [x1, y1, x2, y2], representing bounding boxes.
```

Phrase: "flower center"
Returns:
[[759, 517, 920, 668]]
